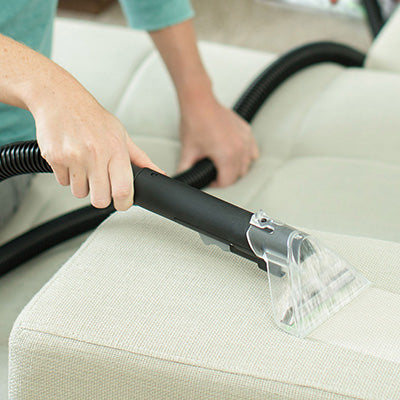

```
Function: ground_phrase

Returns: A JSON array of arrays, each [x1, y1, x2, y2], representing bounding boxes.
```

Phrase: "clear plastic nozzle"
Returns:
[[247, 211, 371, 337]]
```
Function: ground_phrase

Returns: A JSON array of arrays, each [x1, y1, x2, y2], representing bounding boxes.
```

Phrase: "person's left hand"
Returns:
[[177, 97, 259, 187]]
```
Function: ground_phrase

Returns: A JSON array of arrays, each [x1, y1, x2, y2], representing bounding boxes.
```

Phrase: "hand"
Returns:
[[33, 75, 163, 211], [149, 20, 258, 186], [178, 98, 259, 187], [0, 32, 162, 211]]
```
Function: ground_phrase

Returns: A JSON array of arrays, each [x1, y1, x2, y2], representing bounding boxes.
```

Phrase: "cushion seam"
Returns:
[[114, 50, 158, 117]]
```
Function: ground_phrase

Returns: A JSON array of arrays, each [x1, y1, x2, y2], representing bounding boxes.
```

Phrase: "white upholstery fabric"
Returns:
[[5, 15, 400, 399], [9, 209, 400, 399]]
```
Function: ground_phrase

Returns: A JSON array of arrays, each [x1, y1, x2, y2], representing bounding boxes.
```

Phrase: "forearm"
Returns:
[[149, 19, 214, 110], [0, 33, 34, 109], [0, 33, 95, 116]]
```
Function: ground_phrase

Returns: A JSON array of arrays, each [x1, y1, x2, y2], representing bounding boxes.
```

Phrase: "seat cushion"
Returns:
[[9, 208, 400, 399]]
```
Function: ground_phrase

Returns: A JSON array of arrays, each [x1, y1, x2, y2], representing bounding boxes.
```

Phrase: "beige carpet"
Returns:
[[57, 0, 372, 53]]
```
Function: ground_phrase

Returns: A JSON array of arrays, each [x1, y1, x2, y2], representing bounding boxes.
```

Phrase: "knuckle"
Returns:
[[66, 141, 98, 164], [113, 185, 132, 200], [84, 141, 101, 161], [44, 148, 62, 165], [65, 148, 84, 163], [108, 134, 124, 149], [222, 146, 236, 160]]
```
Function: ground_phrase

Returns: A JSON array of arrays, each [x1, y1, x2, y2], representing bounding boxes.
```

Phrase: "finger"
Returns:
[[126, 138, 165, 175], [214, 158, 240, 187], [239, 157, 251, 178], [177, 146, 200, 173], [108, 153, 134, 211], [50, 163, 70, 186], [209, 181, 219, 188], [69, 165, 89, 198], [88, 164, 112, 209], [251, 138, 260, 160]]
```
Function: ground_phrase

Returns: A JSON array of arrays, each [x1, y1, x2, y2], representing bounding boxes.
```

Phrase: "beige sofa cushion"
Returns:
[[9, 208, 400, 399]]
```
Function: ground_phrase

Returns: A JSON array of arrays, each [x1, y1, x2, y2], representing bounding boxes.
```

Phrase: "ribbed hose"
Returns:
[[233, 42, 365, 121], [0, 205, 113, 271], [0, 41, 365, 276], [0, 141, 52, 181], [362, 0, 386, 38]]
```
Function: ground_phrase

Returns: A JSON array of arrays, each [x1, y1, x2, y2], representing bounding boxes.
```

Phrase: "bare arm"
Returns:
[[0, 33, 162, 210], [150, 19, 259, 187]]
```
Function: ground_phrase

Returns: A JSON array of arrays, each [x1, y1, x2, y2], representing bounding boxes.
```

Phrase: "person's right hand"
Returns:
[[32, 71, 163, 211], [0, 33, 163, 211]]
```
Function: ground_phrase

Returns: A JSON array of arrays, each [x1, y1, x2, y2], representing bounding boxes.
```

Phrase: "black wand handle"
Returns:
[[132, 166, 255, 260]]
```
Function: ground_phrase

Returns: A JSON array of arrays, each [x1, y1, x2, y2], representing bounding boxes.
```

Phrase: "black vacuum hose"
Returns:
[[362, 0, 386, 38], [0, 41, 365, 276], [232, 41, 365, 122]]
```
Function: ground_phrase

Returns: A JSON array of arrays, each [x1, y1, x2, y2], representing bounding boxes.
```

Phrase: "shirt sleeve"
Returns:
[[119, 0, 195, 31]]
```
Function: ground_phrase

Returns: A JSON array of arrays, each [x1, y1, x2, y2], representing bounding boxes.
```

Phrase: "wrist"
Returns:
[[26, 63, 98, 120], [26, 65, 69, 116], [176, 72, 215, 111]]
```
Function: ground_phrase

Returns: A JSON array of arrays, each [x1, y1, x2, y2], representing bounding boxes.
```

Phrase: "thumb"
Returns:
[[126, 137, 165, 175], [177, 146, 200, 173]]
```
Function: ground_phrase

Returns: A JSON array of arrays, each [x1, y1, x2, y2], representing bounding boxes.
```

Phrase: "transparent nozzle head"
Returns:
[[247, 213, 371, 338]]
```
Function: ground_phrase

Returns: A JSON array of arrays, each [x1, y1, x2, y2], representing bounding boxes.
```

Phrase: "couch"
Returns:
[[2, 9, 400, 398]]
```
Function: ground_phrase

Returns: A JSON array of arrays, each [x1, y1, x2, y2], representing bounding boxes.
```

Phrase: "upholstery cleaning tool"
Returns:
[[132, 165, 370, 337], [0, 143, 371, 337], [0, 42, 370, 337]]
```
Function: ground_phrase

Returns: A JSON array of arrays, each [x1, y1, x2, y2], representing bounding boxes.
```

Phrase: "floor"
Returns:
[[57, 0, 372, 54]]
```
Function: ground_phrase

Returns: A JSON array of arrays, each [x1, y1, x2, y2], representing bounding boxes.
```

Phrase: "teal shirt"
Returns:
[[120, 0, 194, 31], [0, 0, 194, 147]]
